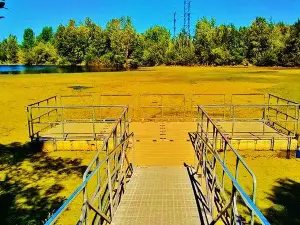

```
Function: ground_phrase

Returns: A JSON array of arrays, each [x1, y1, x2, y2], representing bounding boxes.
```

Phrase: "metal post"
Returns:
[[61, 107, 65, 139], [267, 94, 271, 121], [107, 157, 114, 218], [92, 106, 96, 139], [276, 97, 279, 121], [96, 154, 102, 215], [263, 105, 266, 135], [55, 96, 59, 123], [231, 105, 235, 137], [27, 107, 33, 141], [222, 141, 227, 188], [47, 99, 50, 127], [183, 95, 186, 121], [285, 102, 289, 130], [161, 95, 163, 122], [83, 183, 89, 224]]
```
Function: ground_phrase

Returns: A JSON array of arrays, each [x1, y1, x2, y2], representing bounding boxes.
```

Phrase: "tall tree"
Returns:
[[36, 26, 54, 43], [0, 39, 8, 62], [143, 26, 171, 66], [22, 28, 35, 49], [194, 18, 216, 65], [103, 16, 136, 68], [6, 35, 19, 63], [281, 20, 300, 66], [247, 17, 272, 65], [166, 32, 195, 65], [54, 20, 88, 65], [32, 42, 58, 65], [84, 17, 107, 65]]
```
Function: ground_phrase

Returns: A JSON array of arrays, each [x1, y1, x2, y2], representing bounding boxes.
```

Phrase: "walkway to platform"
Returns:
[[111, 167, 201, 225]]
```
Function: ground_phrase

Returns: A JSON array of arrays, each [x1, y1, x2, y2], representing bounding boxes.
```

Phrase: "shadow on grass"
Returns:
[[265, 178, 300, 225], [0, 142, 87, 225]]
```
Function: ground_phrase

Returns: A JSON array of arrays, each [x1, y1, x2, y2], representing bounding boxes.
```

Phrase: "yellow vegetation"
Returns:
[[1, 66, 300, 224]]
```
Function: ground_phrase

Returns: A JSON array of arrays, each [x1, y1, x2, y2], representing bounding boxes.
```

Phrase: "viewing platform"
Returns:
[[26, 93, 299, 225]]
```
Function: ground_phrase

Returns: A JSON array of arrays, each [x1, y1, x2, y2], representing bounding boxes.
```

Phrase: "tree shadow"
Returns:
[[264, 178, 300, 225], [0, 142, 88, 225]]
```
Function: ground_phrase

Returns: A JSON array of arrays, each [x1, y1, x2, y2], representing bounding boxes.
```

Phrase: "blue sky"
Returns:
[[0, 0, 300, 41]]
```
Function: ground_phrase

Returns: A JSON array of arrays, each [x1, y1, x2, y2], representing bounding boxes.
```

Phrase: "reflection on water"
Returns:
[[0, 65, 125, 74]]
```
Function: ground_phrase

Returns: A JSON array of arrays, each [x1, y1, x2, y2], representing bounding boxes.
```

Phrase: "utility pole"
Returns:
[[173, 12, 177, 37]]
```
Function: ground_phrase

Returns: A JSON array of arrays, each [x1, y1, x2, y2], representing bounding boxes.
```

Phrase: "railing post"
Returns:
[[55, 96, 58, 123], [231, 105, 235, 137], [27, 107, 33, 141], [263, 105, 266, 135], [92, 106, 96, 139], [222, 141, 227, 188], [83, 183, 89, 224], [95, 154, 102, 219], [285, 103, 289, 130], [161, 95, 163, 121], [106, 142, 114, 218], [61, 107, 65, 139]]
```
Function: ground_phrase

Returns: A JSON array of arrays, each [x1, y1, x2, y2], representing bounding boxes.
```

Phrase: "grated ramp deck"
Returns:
[[111, 167, 201, 225]]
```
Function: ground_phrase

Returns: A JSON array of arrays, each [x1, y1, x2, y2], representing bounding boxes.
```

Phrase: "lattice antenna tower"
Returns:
[[183, 0, 191, 36], [173, 12, 177, 37]]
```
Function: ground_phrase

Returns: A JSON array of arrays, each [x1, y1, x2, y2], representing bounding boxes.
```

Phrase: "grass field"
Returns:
[[1, 66, 300, 224]]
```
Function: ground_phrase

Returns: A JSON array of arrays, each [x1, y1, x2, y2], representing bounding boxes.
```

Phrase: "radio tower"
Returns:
[[173, 12, 177, 37], [184, 0, 191, 36]]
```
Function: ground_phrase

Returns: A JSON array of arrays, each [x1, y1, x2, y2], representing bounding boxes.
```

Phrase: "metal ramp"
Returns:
[[35, 94, 282, 225], [111, 167, 200, 225]]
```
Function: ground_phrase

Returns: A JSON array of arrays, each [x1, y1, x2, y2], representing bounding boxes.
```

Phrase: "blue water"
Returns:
[[0, 65, 122, 74]]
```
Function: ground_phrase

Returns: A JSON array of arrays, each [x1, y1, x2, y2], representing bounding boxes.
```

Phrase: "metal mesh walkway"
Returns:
[[111, 167, 200, 225]]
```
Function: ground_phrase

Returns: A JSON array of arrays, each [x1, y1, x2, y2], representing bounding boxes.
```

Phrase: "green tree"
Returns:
[[247, 17, 272, 65], [32, 42, 58, 65], [281, 20, 300, 66], [36, 26, 54, 43], [194, 18, 216, 65], [104, 16, 136, 68], [54, 20, 88, 65], [0, 39, 8, 62], [143, 26, 171, 66], [22, 28, 35, 49], [166, 32, 195, 66], [130, 34, 145, 68], [21, 49, 35, 65], [84, 17, 107, 65], [6, 35, 19, 63]]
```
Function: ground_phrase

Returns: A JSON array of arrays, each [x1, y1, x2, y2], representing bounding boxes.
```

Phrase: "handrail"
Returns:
[[27, 96, 57, 107], [83, 106, 129, 180], [44, 132, 134, 225], [30, 105, 127, 109], [198, 105, 258, 193], [268, 93, 299, 105], [193, 105, 271, 225]]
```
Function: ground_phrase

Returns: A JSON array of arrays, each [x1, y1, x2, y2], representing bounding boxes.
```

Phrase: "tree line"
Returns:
[[1, 16, 300, 68]]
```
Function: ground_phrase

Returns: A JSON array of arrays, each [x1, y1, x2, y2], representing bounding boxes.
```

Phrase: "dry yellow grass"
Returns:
[[1, 66, 300, 224]]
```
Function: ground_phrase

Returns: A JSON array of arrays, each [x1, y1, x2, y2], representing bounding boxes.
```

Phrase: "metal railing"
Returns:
[[189, 106, 270, 225], [27, 105, 128, 141], [267, 94, 300, 137], [45, 132, 134, 225], [45, 107, 133, 225], [139, 94, 186, 121], [27, 96, 59, 141], [195, 104, 298, 138]]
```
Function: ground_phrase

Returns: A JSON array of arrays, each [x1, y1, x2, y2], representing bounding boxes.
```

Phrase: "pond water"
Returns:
[[0, 65, 123, 74]]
